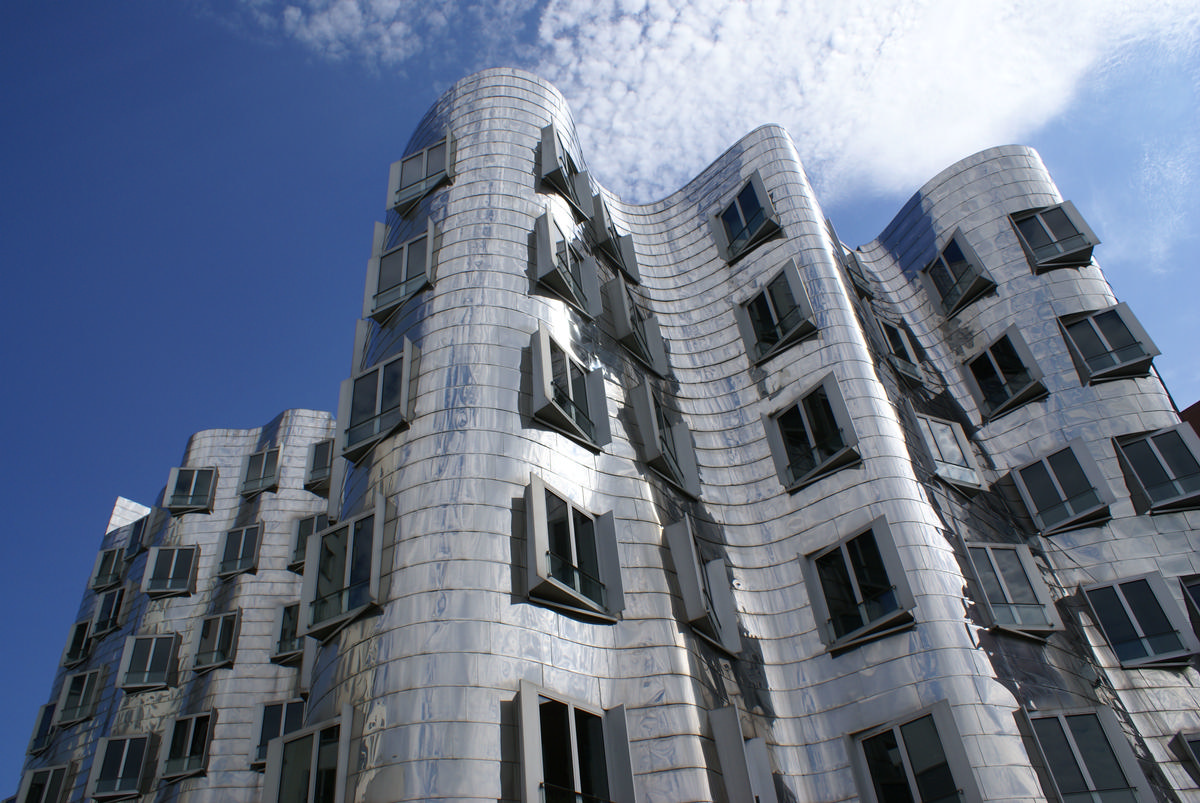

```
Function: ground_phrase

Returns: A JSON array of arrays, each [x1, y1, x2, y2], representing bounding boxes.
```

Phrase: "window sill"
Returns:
[[529, 575, 617, 623], [785, 447, 861, 493], [1038, 504, 1111, 535], [942, 276, 997, 319], [751, 319, 818, 365], [306, 602, 376, 643], [980, 381, 1048, 422], [826, 613, 914, 656], [533, 405, 602, 453]]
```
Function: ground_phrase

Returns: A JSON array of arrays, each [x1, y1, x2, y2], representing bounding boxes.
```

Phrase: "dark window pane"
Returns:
[[1119, 579, 1182, 656], [1032, 717, 1088, 795], [1086, 586, 1145, 662], [1065, 714, 1129, 794], [863, 728, 915, 803]]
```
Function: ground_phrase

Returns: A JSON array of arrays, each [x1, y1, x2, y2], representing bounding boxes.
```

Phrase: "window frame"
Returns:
[[735, 259, 818, 363], [764, 373, 860, 492], [17, 764, 70, 803], [1010, 201, 1099, 271], [531, 323, 611, 449], [1059, 302, 1158, 385], [590, 193, 640, 282], [1082, 573, 1199, 667], [164, 467, 218, 515], [802, 518, 915, 653], [61, 618, 92, 667], [117, 632, 180, 691], [336, 338, 419, 463], [877, 317, 923, 383], [192, 610, 241, 672], [539, 122, 593, 221], [964, 541, 1062, 637], [922, 230, 995, 318], [1011, 440, 1113, 533], [218, 524, 261, 578], [964, 326, 1047, 421], [1114, 424, 1200, 513], [91, 548, 123, 591], [305, 439, 334, 496], [300, 494, 386, 641], [1022, 706, 1152, 803], [160, 711, 214, 781], [363, 217, 437, 322], [54, 668, 103, 726], [711, 171, 782, 263], [26, 703, 57, 755], [87, 734, 154, 801], [534, 210, 602, 318], [240, 446, 280, 497], [142, 546, 198, 598], [272, 603, 306, 665], [604, 274, 667, 375], [261, 706, 351, 803], [663, 516, 740, 655], [123, 513, 151, 562], [913, 413, 982, 489], [252, 698, 307, 768], [630, 382, 700, 497], [388, 133, 453, 215], [91, 585, 127, 636], [290, 512, 329, 574], [525, 472, 623, 619], [709, 706, 779, 803]]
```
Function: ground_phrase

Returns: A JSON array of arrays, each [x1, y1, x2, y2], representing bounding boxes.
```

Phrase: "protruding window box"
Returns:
[[1060, 302, 1158, 384], [27, 703, 57, 754], [87, 735, 154, 801], [305, 439, 334, 496], [631, 382, 700, 497], [337, 339, 419, 463], [709, 706, 779, 803], [363, 218, 437, 322], [535, 211, 601, 318], [736, 260, 817, 363], [164, 467, 217, 515], [290, 513, 329, 574], [964, 327, 1047, 421], [590, 194, 640, 282], [878, 318, 923, 384], [301, 495, 385, 642], [1114, 424, 1200, 513], [252, 699, 306, 769], [711, 171, 782, 263], [218, 524, 260, 578], [664, 516, 740, 654], [160, 713, 213, 781], [91, 549, 123, 591], [92, 586, 127, 636], [271, 603, 305, 666], [61, 619, 92, 667], [539, 123, 593, 221], [913, 413, 981, 490], [117, 633, 180, 691], [55, 669, 103, 726], [605, 274, 668, 375], [531, 324, 610, 450], [241, 447, 279, 497], [1010, 201, 1098, 271], [262, 708, 351, 803], [922, 231, 995, 318], [765, 373, 860, 492], [388, 134, 453, 215], [17, 765, 71, 803], [1023, 707, 1153, 803], [1083, 573, 1199, 667], [965, 542, 1061, 637], [143, 547, 198, 598], [1012, 440, 1113, 533], [193, 611, 240, 673]]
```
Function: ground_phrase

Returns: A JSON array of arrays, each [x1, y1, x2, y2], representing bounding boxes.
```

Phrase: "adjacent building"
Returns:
[[14, 68, 1200, 803]]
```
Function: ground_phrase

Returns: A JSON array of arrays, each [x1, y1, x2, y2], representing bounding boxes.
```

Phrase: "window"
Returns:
[[1011, 201, 1098, 271], [517, 680, 637, 803], [242, 447, 280, 496], [389, 134, 452, 215], [923, 232, 995, 317], [966, 543, 1060, 636], [712, 171, 781, 262], [291, 513, 329, 573], [118, 633, 179, 690], [61, 619, 91, 666], [363, 218, 437, 321], [1012, 441, 1112, 533], [663, 516, 740, 654], [254, 699, 306, 766], [27, 703, 56, 754], [525, 473, 623, 618], [337, 339, 418, 463], [261, 707, 350, 803], [764, 374, 860, 491], [92, 586, 126, 636], [1060, 303, 1158, 384], [539, 123, 592, 220], [852, 702, 981, 803], [301, 495, 385, 641], [164, 467, 217, 515], [219, 524, 260, 577], [55, 669, 102, 725], [88, 735, 151, 800], [91, 549, 122, 590], [590, 194, 640, 282], [305, 439, 334, 495], [604, 274, 667, 374], [1114, 424, 1200, 512], [965, 328, 1046, 420], [273, 603, 304, 664], [123, 514, 150, 562], [1178, 730, 1200, 776], [630, 382, 700, 496], [735, 260, 817, 363], [535, 210, 602, 318], [531, 324, 611, 449], [162, 713, 213, 780], [194, 611, 239, 671], [1083, 574, 1198, 667], [803, 519, 914, 651], [1025, 708, 1150, 802], [17, 765, 69, 803], [879, 318, 922, 383], [143, 547, 197, 597], [709, 706, 779, 803], [913, 414, 980, 488]]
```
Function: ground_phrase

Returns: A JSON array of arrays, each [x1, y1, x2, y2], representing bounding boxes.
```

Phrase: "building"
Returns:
[[14, 67, 1200, 803]]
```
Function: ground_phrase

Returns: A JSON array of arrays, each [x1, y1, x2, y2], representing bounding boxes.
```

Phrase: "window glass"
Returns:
[[165, 714, 210, 776], [1086, 578, 1185, 663], [312, 513, 375, 629], [1030, 712, 1136, 801], [220, 526, 259, 576], [148, 548, 195, 594], [195, 613, 238, 668], [1017, 446, 1102, 531], [816, 530, 899, 640], [95, 736, 147, 796], [1118, 428, 1200, 507]]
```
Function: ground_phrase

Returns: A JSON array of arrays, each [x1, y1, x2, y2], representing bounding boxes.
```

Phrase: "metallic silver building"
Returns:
[[15, 67, 1200, 803]]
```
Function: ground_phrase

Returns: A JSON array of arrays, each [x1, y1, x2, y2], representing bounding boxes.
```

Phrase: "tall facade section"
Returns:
[[16, 68, 1200, 803]]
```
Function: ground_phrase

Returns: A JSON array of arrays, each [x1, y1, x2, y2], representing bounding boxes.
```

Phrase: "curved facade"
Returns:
[[16, 68, 1200, 803]]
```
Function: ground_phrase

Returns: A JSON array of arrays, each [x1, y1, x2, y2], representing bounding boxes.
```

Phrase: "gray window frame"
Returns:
[[535, 210, 602, 318], [539, 122, 593, 221], [922, 230, 995, 318], [117, 633, 180, 691], [913, 413, 981, 489], [711, 170, 782, 263], [604, 273, 667, 375], [964, 326, 1047, 421], [709, 706, 779, 803], [1083, 573, 1198, 667], [764, 373, 860, 492], [261, 706, 351, 803], [87, 734, 154, 801], [388, 133, 453, 215], [1012, 440, 1114, 533], [272, 602, 305, 665], [91, 585, 127, 636], [336, 339, 419, 463], [1059, 303, 1158, 385], [252, 698, 307, 768], [61, 618, 92, 667], [630, 382, 700, 497], [193, 610, 240, 672], [1023, 706, 1152, 803], [1010, 201, 1099, 271], [1114, 424, 1200, 512], [91, 549, 123, 591], [663, 516, 740, 655], [735, 259, 817, 363], [27, 702, 57, 755], [363, 217, 437, 322], [878, 317, 922, 383], [17, 764, 69, 803], [300, 494, 386, 641], [55, 668, 103, 726], [123, 513, 151, 562], [965, 541, 1062, 637], [164, 467, 218, 515], [290, 512, 329, 574], [531, 323, 611, 449], [160, 711, 214, 781], [241, 447, 279, 497], [590, 193, 640, 282], [305, 439, 334, 495], [218, 524, 260, 578], [142, 547, 198, 598]]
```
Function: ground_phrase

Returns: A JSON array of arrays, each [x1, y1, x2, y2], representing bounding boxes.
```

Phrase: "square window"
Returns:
[[852, 702, 981, 803], [301, 495, 385, 641], [272, 603, 305, 665], [709, 706, 779, 803], [604, 274, 667, 375], [241, 447, 280, 497], [878, 318, 923, 383], [261, 707, 350, 803], [965, 328, 1046, 420], [254, 699, 306, 767], [27, 703, 57, 755], [143, 547, 197, 598], [218, 524, 260, 578], [764, 374, 860, 491], [1083, 573, 1198, 667], [91, 549, 123, 590], [539, 123, 593, 221], [1011, 201, 1098, 271], [364, 218, 437, 322], [118, 633, 179, 690], [1060, 303, 1158, 384], [161, 712, 213, 780], [712, 172, 781, 262], [193, 611, 240, 671], [305, 439, 334, 496], [1012, 440, 1113, 533], [1114, 424, 1200, 512], [389, 134, 452, 215], [517, 681, 637, 803], [123, 514, 151, 562], [18, 765, 69, 803], [61, 619, 92, 667], [922, 232, 995, 317], [55, 669, 102, 726], [966, 542, 1061, 635], [1025, 708, 1150, 802], [535, 211, 602, 318], [92, 586, 126, 636], [590, 195, 640, 282], [525, 473, 623, 618], [663, 516, 740, 654], [630, 382, 700, 496], [337, 339, 419, 463], [531, 324, 611, 449], [913, 414, 981, 489], [803, 519, 914, 652], [735, 260, 817, 364], [88, 735, 152, 800], [164, 467, 217, 515]]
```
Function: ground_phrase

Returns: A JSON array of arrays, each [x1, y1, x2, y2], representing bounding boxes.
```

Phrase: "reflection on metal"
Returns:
[[14, 69, 1200, 803]]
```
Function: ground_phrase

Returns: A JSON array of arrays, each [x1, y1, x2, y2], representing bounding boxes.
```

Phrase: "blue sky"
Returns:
[[2, 0, 1198, 790]]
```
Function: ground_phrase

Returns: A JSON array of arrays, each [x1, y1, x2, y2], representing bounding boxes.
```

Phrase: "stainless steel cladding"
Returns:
[[15, 68, 1200, 803]]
